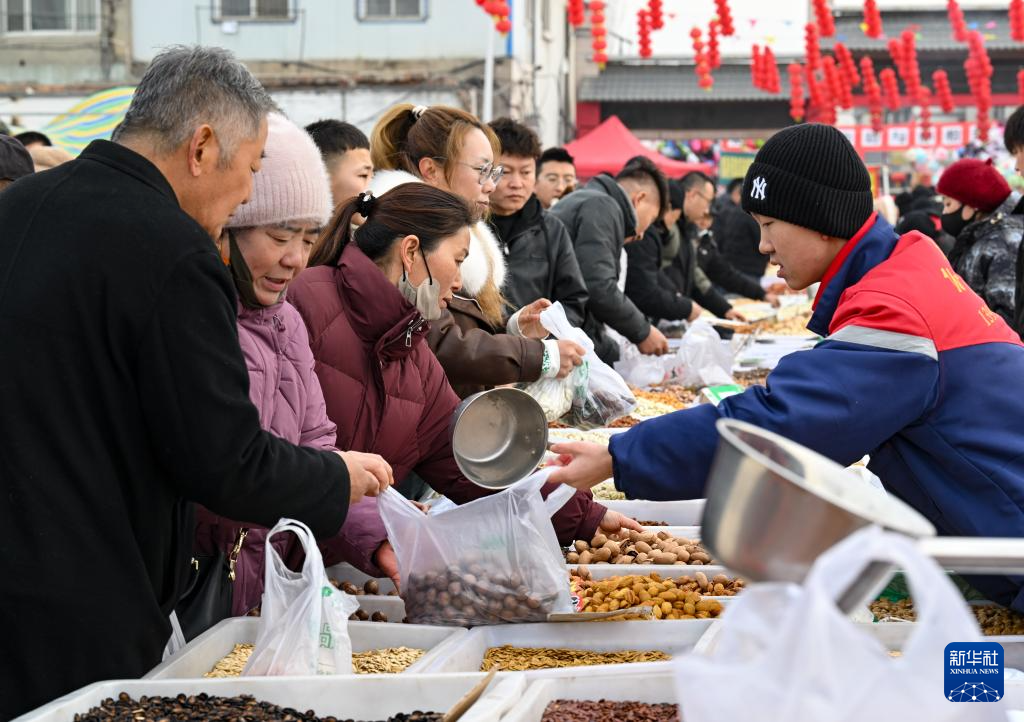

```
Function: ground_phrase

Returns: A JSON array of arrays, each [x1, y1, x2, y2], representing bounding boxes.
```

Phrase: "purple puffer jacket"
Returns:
[[193, 299, 337, 616]]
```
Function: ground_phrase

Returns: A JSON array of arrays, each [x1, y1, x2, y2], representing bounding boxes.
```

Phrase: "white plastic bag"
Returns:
[[519, 374, 575, 422], [675, 526, 1003, 722], [378, 468, 575, 626], [667, 319, 734, 387], [614, 340, 670, 388], [244, 518, 359, 676], [539, 302, 636, 429]]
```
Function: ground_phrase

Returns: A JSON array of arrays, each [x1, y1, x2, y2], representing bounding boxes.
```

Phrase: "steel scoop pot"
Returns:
[[701, 419, 1024, 612], [450, 387, 548, 490]]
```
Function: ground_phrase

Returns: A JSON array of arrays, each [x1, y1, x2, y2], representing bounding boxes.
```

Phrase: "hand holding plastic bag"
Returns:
[[666, 319, 734, 387], [378, 469, 574, 626], [674, 526, 1003, 722], [244, 518, 359, 676], [538, 302, 636, 429]]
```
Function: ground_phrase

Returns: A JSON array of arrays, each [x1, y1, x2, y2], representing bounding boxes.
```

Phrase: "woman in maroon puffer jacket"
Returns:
[[289, 183, 638, 584]]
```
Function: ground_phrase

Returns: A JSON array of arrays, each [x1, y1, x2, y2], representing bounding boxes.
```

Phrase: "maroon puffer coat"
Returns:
[[289, 243, 605, 574]]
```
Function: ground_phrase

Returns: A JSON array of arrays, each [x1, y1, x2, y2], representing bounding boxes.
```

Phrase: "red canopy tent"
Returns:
[[564, 116, 713, 180]]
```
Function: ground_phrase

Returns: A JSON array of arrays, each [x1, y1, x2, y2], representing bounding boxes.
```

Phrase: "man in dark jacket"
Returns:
[[0, 47, 390, 719], [551, 156, 670, 363], [716, 177, 769, 281], [626, 180, 704, 323], [488, 118, 589, 327]]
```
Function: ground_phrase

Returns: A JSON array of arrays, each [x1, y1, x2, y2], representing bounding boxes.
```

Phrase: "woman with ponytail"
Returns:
[[289, 183, 638, 583], [368, 104, 585, 398]]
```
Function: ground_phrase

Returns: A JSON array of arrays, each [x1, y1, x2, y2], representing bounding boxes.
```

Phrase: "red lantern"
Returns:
[[947, 0, 968, 43], [648, 0, 664, 31], [880, 67, 901, 110], [482, 0, 499, 14], [788, 62, 806, 122], [494, 1, 510, 15], [919, 86, 933, 140], [708, 19, 721, 70], [1012, 0, 1024, 42], [567, 0, 585, 27], [699, 74, 715, 90], [714, 0, 735, 36], [751, 44, 763, 89], [496, 16, 511, 34], [813, 0, 835, 38], [590, 1, 608, 67], [932, 69, 955, 113], [834, 42, 860, 87], [804, 23, 822, 73], [475, 0, 485, 6], [863, 0, 883, 39]]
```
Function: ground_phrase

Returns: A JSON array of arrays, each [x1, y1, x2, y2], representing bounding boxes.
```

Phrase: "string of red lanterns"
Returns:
[[863, 0, 883, 39], [919, 86, 933, 140], [479, 0, 511, 35], [822, 55, 850, 110], [947, 0, 968, 43], [714, 0, 735, 36], [751, 44, 763, 89], [637, 8, 653, 58], [860, 56, 884, 133], [932, 69, 955, 113], [1010, 0, 1024, 42], [692, 26, 714, 90], [648, 0, 664, 31], [966, 30, 993, 141], [567, 0, 585, 27], [898, 30, 922, 103], [708, 19, 722, 70], [788, 62, 806, 122], [880, 67, 901, 111], [834, 42, 861, 88], [763, 47, 781, 94], [813, 0, 835, 38], [590, 0, 608, 66], [805, 23, 822, 74]]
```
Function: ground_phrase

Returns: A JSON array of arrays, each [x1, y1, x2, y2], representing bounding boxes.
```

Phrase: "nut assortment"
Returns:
[[205, 643, 253, 677], [570, 568, 731, 619], [870, 598, 915, 622], [635, 519, 669, 526], [403, 564, 560, 626], [871, 598, 1024, 635], [541, 699, 680, 722], [330, 578, 399, 597], [733, 369, 770, 388], [481, 645, 670, 671], [73, 692, 443, 722], [565, 529, 713, 566], [206, 645, 426, 677], [757, 313, 814, 336], [607, 415, 641, 428], [352, 647, 425, 674], [350, 609, 401, 623], [633, 389, 691, 411], [633, 397, 679, 417], [591, 480, 626, 500], [647, 384, 701, 407]]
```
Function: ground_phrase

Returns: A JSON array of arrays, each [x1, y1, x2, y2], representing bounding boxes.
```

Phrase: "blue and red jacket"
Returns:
[[610, 213, 1024, 609]]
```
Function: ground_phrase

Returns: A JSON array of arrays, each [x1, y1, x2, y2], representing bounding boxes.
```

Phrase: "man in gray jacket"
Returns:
[[551, 156, 670, 363]]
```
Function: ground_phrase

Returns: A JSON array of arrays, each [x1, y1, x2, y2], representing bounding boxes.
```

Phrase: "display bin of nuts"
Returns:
[[145, 618, 467, 680], [10, 673, 514, 722], [418, 620, 710, 675], [501, 669, 679, 722], [564, 528, 711, 566], [570, 566, 745, 603], [599, 499, 706, 526]]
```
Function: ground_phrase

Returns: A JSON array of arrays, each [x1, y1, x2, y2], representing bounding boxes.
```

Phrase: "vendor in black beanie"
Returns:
[[548, 123, 1024, 615]]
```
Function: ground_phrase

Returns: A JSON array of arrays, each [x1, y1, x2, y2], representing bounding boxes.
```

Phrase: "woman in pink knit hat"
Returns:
[[183, 113, 392, 638]]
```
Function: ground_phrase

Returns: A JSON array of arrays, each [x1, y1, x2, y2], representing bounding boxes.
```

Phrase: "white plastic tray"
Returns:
[[146, 617, 467, 679], [12, 673, 513, 722], [601, 499, 706, 525], [501, 670, 678, 722], [420, 619, 713, 674], [326, 561, 397, 595]]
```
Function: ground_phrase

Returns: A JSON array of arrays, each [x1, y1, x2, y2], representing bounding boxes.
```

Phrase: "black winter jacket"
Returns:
[[714, 198, 769, 279], [0, 141, 349, 719], [625, 222, 696, 322], [663, 222, 733, 317], [695, 226, 767, 300], [490, 195, 589, 327], [550, 175, 651, 363]]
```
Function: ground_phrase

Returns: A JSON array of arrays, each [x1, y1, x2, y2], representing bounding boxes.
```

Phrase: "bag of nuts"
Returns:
[[379, 470, 575, 626]]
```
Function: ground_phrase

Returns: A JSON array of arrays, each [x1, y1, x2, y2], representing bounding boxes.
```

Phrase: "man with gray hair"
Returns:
[[0, 45, 391, 717]]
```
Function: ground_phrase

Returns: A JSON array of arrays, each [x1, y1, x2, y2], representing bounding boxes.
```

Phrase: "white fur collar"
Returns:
[[367, 170, 506, 298]]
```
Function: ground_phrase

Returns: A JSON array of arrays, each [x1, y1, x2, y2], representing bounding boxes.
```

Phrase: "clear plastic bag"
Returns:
[[519, 375, 575, 422], [666, 319, 735, 387], [539, 303, 636, 429], [675, 526, 1003, 722], [614, 340, 671, 388], [378, 469, 575, 626], [244, 518, 359, 676]]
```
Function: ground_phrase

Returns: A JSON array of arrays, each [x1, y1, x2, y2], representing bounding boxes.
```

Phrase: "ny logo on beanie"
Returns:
[[751, 177, 767, 201]]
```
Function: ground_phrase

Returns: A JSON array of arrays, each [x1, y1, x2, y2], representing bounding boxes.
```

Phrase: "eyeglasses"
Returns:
[[436, 157, 504, 186]]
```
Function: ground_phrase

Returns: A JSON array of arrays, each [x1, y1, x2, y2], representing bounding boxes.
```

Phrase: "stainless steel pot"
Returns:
[[450, 387, 548, 489], [702, 418, 1024, 612]]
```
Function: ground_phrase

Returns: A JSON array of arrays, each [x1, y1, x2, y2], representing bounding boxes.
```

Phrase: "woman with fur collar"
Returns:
[[368, 104, 585, 398]]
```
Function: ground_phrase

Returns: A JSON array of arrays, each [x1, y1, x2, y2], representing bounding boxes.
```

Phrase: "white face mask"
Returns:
[[397, 252, 443, 321]]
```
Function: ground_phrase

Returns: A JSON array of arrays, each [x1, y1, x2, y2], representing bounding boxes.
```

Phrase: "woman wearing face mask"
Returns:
[[288, 183, 637, 583], [190, 113, 392, 626], [937, 158, 1024, 325], [368, 104, 585, 399]]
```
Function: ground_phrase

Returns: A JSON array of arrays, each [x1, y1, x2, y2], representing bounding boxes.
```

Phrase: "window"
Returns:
[[217, 0, 291, 21], [3, 0, 97, 33], [359, 0, 426, 21]]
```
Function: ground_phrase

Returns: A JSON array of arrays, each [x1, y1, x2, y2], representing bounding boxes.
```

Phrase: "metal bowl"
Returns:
[[450, 387, 548, 489], [701, 418, 935, 585]]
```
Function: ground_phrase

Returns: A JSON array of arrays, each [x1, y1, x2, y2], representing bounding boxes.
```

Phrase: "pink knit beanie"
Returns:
[[226, 112, 332, 229]]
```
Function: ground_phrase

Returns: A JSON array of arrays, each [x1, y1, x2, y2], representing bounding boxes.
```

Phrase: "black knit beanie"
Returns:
[[741, 124, 873, 239]]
